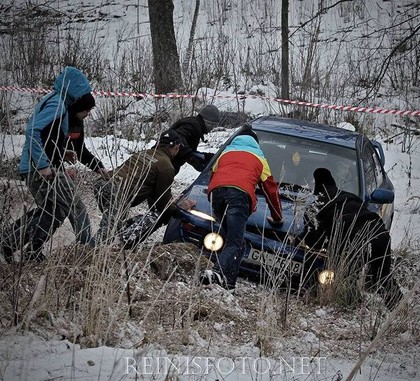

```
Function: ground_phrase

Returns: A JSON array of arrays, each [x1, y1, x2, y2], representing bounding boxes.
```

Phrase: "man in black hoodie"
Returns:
[[163, 104, 221, 173], [302, 167, 402, 309]]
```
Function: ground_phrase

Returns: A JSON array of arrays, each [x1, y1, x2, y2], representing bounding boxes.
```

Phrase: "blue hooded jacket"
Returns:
[[19, 67, 92, 174]]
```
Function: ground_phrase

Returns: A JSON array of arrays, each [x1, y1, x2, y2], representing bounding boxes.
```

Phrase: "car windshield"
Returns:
[[258, 131, 359, 195]]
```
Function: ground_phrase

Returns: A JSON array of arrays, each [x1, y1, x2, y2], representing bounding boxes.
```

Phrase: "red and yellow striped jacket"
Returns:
[[208, 135, 282, 221]]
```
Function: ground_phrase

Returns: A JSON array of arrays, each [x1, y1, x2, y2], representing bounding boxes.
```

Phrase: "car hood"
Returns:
[[182, 183, 315, 239]]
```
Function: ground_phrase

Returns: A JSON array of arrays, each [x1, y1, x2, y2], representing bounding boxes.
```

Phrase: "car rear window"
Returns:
[[257, 131, 359, 195]]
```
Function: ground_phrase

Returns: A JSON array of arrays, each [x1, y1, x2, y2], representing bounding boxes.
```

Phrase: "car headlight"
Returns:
[[203, 232, 224, 251], [318, 269, 335, 285], [189, 209, 216, 222]]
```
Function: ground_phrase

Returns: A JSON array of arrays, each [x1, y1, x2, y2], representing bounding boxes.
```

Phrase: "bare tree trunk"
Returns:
[[281, 0, 289, 99], [148, 0, 183, 93], [182, 0, 200, 78]]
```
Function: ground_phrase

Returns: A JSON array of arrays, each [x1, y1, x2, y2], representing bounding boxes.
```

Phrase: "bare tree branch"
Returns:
[[290, 0, 352, 38], [182, 0, 200, 78], [360, 23, 420, 103]]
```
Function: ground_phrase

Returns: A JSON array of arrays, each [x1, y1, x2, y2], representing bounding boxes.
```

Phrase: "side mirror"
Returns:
[[370, 188, 394, 204]]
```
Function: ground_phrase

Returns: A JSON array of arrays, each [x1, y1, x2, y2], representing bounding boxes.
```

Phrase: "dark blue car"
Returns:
[[163, 116, 395, 290]]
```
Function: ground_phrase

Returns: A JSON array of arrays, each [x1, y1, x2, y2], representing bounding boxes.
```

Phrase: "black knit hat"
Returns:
[[159, 130, 183, 146], [198, 105, 220, 124], [313, 168, 336, 194], [237, 125, 259, 143], [70, 93, 96, 113]]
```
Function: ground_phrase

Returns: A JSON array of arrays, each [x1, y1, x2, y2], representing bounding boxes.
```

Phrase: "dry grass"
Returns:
[[1, 176, 418, 358], [1, 235, 418, 356]]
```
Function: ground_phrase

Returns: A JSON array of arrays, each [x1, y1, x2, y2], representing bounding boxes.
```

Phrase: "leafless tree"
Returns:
[[182, 0, 201, 78], [281, 0, 289, 99], [148, 0, 183, 93]]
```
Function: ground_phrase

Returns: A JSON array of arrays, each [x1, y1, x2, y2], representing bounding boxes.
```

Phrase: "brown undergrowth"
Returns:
[[0, 242, 286, 353], [0, 239, 419, 364]]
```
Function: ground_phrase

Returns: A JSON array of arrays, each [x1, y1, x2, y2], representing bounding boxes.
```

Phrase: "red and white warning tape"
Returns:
[[1, 85, 419, 117]]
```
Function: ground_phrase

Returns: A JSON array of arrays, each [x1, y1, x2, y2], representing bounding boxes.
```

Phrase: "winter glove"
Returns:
[[188, 152, 207, 172]]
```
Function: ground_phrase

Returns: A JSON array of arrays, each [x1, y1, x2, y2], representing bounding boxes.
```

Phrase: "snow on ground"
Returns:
[[0, 332, 416, 381]]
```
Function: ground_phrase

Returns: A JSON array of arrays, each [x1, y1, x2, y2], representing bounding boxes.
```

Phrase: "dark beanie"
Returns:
[[313, 168, 336, 194], [237, 125, 259, 143], [70, 93, 96, 113], [198, 105, 220, 124]]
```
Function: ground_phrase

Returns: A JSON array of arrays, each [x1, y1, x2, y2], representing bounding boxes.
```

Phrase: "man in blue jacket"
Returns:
[[1, 67, 100, 263]]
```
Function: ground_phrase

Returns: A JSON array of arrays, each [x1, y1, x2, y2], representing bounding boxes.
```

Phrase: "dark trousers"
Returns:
[[4, 171, 92, 254], [210, 187, 251, 287], [94, 177, 135, 243], [353, 220, 402, 307], [94, 178, 170, 245], [345, 218, 392, 288], [363, 222, 392, 287]]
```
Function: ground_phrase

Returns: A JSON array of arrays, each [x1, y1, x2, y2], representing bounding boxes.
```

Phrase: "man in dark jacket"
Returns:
[[163, 104, 221, 173], [302, 167, 402, 309], [1, 67, 104, 263], [200, 128, 283, 291], [94, 130, 196, 245]]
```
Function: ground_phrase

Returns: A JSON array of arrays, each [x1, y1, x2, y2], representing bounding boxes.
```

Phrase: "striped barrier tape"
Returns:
[[1, 85, 419, 117]]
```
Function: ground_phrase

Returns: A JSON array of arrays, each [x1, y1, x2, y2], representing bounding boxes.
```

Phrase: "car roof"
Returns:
[[250, 116, 361, 149]]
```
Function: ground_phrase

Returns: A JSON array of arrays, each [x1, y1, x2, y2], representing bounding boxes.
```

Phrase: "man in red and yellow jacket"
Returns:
[[201, 127, 283, 290]]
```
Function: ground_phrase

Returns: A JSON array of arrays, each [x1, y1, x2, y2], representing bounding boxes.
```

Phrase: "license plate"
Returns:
[[247, 248, 303, 274]]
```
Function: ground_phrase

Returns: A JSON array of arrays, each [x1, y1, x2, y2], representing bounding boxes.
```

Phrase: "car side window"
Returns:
[[371, 145, 386, 185], [362, 142, 383, 194]]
